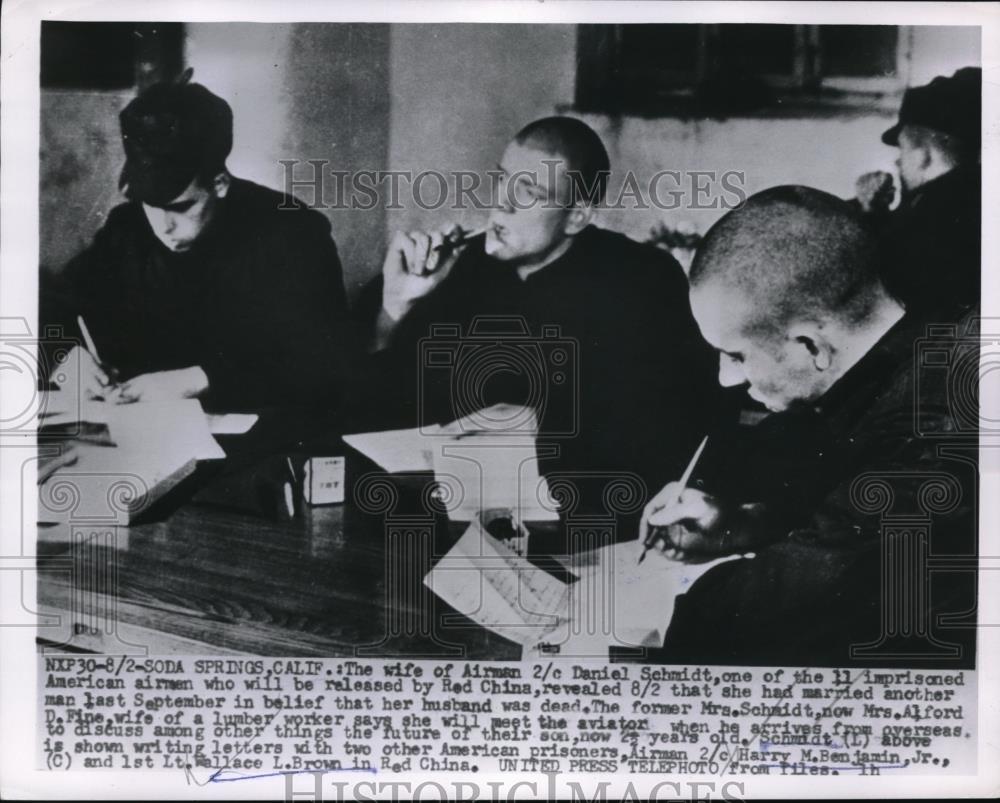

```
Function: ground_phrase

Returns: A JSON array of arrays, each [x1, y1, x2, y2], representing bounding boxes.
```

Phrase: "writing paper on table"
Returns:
[[555, 542, 748, 653], [38, 392, 225, 461], [342, 424, 441, 472], [37, 397, 225, 525], [345, 405, 557, 520], [424, 516, 574, 648]]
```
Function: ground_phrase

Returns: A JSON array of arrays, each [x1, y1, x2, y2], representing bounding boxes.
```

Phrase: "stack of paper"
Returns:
[[37, 393, 226, 525]]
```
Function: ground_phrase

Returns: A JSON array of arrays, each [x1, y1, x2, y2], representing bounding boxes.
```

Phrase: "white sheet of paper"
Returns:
[[424, 518, 571, 647], [345, 405, 558, 520], [432, 435, 559, 521], [436, 404, 557, 521], [439, 402, 540, 435], [342, 425, 440, 472], [206, 412, 259, 435], [36, 397, 222, 525], [38, 392, 114, 426], [38, 392, 226, 461], [107, 401, 225, 460], [37, 441, 198, 524], [538, 542, 748, 656]]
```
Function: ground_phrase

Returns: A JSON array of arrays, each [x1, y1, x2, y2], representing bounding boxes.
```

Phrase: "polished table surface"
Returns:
[[36, 411, 557, 659], [38, 469, 524, 659], [35, 403, 656, 659], [34, 377, 763, 658]]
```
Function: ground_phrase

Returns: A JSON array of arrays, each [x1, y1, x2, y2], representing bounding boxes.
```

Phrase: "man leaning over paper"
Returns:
[[43, 73, 350, 412], [638, 186, 977, 667]]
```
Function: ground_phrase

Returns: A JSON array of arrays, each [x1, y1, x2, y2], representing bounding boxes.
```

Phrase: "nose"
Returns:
[[163, 214, 177, 235], [718, 354, 747, 388], [494, 174, 515, 214]]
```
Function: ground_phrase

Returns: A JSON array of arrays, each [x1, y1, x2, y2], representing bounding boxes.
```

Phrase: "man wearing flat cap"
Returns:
[[50, 75, 349, 411], [854, 67, 981, 317]]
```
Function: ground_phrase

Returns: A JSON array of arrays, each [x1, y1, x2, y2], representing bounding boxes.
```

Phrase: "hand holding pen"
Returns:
[[53, 316, 120, 399], [638, 436, 728, 564], [381, 224, 484, 321], [73, 315, 211, 404]]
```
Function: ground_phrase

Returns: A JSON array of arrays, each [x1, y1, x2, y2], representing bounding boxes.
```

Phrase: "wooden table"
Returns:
[[36, 413, 528, 659]]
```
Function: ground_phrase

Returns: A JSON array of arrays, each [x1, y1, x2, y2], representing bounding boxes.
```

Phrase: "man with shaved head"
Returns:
[[686, 186, 902, 413], [352, 116, 726, 523], [640, 186, 976, 666]]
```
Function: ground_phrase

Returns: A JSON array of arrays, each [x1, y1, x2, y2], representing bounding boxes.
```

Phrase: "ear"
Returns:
[[789, 324, 833, 371], [212, 171, 231, 199], [563, 203, 594, 236], [916, 142, 934, 171]]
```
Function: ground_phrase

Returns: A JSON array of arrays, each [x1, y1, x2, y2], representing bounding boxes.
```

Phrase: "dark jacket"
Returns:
[[350, 226, 729, 506], [47, 178, 350, 412], [658, 309, 979, 667], [880, 165, 980, 317]]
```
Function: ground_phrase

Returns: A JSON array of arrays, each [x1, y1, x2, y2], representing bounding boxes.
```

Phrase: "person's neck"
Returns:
[[830, 296, 906, 383], [514, 234, 576, 281]]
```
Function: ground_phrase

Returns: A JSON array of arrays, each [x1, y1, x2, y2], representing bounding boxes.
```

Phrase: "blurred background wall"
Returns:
[[40, 22, 980, 297]]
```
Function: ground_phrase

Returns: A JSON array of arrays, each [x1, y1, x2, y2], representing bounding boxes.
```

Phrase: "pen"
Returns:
[[77, 315, 120, 387], [284, 458, 297, 518], [77, 315, 102, 364], [638, 435, 709, 565], [432, 226, 486, 253]]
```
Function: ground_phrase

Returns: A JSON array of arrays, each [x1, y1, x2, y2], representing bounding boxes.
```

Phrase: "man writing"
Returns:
[[640, 186, 976, 666], [48, 74, 350, 412], [352, 116, 725, 511]]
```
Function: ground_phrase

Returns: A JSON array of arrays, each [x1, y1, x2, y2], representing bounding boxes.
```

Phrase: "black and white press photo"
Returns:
[[1, 1, 996, 800]]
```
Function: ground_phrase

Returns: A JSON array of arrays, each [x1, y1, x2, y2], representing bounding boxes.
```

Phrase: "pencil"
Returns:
[[76, 315, 121, 388], [638, 435, 710, 565], [77, 315, 101, 364], [432, 226, 486, 252]]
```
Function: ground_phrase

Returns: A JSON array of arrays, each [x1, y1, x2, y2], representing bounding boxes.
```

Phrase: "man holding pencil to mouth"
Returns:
[[351, 116, 725, 507], [638, 186, 976, 667]]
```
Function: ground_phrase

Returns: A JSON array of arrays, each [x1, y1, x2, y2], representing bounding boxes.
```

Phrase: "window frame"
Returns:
[[573, 23, 909, 118]]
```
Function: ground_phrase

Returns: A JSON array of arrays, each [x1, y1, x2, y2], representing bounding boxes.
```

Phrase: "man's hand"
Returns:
[[855, 171, 895, 214], [53, 345, 112, 400], [640, 482, 728, 562], [381, 226, 467, 321], [113, 366, 209, 404]]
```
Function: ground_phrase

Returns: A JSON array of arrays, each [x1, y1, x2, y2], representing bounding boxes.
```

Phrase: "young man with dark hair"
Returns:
[[353, 116, 725, 518], [48, 76, 350, 411]]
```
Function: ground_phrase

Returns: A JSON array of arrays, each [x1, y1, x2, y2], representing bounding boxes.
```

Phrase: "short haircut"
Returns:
[[903, 123, 977, 168], [690, 186, 886, 337], [514, 116, 611, 205]]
